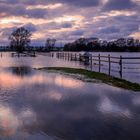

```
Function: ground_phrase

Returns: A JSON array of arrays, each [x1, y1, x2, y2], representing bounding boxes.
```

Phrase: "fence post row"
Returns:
[[54, 52, 140, 79]]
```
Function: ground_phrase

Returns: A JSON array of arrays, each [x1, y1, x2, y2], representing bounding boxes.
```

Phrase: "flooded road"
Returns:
[[0, 53, 140, 140]]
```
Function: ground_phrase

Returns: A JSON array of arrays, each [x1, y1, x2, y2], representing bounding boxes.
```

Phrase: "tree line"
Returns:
[[64, 37, 140, 52], [8, 27, 140, 53]]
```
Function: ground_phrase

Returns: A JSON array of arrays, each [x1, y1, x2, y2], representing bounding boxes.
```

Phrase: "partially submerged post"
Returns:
[[99, 54, 101, 72], [119, 55, 123, 78], [108, 54, 111, 75], [90, 54, 93, 70]]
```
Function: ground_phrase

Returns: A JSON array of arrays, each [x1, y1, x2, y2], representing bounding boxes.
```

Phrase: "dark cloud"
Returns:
[[1, 0, 101, 7], [61, 23, 72, 28], [0, 0, 101, 20], [24, 23, 37, 32], [103, 0, 138, 11], [98, 27, 120, 34], [93, 14, 140, 40], [59, 0, 100, 7], [0, 3, 48, 18], [37, 21, 74, 31], [0, 0, 140, 45], [0, 23, 36, 41], [26, 9, 48, 18], [0, 4, 25, 16], [71, 30, 85, 36]]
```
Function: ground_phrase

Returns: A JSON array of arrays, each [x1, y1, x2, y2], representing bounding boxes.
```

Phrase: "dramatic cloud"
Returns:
[[58, 0, 100, 7], [103, 0, 138, 11], [0, 0, 101, 7], [0, 0, 140, 45]]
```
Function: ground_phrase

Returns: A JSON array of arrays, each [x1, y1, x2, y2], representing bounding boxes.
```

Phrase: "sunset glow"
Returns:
[[0, 0, 139, 45], [26, 3, 63, 10]]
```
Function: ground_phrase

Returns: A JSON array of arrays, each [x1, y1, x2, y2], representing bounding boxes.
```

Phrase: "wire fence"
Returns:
[[52, 52, 140, 79]]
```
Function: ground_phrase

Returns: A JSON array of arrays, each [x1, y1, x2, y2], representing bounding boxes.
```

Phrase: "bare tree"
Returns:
[[45, 38, 56, 51], [9, 27, 31, 53]]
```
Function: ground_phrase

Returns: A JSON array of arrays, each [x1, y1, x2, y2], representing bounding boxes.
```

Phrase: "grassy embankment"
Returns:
[[37, 67, 140, 91]]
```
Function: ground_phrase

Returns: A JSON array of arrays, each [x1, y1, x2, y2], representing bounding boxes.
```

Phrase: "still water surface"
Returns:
[[0, 53, 140, 140]]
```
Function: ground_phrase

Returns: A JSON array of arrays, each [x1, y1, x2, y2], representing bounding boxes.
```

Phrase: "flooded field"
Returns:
[[0, 52, 140, 140], [90, 52, 140, 83], [1, 52, 140, 83], [54, 52, 140, 83]]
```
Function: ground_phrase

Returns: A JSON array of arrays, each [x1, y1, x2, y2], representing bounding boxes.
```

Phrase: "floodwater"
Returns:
[[90, 52, 140, 83], [0, 52, 140, 140], [54, 52, 140, 83]]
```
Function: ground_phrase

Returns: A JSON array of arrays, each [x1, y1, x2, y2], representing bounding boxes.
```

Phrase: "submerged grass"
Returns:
[[37, 67, 140, 91]]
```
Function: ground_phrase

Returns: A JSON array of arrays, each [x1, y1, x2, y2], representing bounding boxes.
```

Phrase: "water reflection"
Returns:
[[0, 67, 140, 140], [10, 66, 32, 77], [0, 105, 51, 140], [0, 104, 37, 137], [0, 105, 19, 136], [0, 67, 83, 90], [99, 97, 132, 118]]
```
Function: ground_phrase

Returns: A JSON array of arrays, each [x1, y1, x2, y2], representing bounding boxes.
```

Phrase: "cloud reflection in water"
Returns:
[[0, 67, 139, 140]]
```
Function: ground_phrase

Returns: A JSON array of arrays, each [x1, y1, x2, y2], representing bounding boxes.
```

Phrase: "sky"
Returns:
[[0, 0, 140, 45]]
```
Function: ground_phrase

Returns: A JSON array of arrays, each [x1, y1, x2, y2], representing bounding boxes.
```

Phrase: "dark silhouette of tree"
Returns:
[[74, 38, 87, 51], [45, 38, 56, 51], [9, 27, 31, 53], [64, 37, 140, 52]]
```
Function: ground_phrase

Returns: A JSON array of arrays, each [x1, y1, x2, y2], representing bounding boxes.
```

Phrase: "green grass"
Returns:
[[37, 67, 140, 91]]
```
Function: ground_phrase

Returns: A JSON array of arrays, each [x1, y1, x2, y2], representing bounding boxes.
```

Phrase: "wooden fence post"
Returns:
[[66, 53, 67, 59], [119, 55, 122, 78], [75, 53, 77, 61], [59, 52, 60, 58], [79, 54, 81, 61], [66, 53, 68, 60], [99, 54, 101, 72], [90, 55, 93, 70], [60, 52, 61, 58], [64, 52, 65, 59], [71, 53, 72, 61], [108, 54, 111, 75]]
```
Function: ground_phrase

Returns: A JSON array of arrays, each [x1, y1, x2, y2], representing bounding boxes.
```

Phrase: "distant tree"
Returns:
[[75, 38, 87, 45], [64, 43, 72, 51], [9, 27, 31, 53], [74, 38, 87, 51], [45, 38, 56, 51]]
